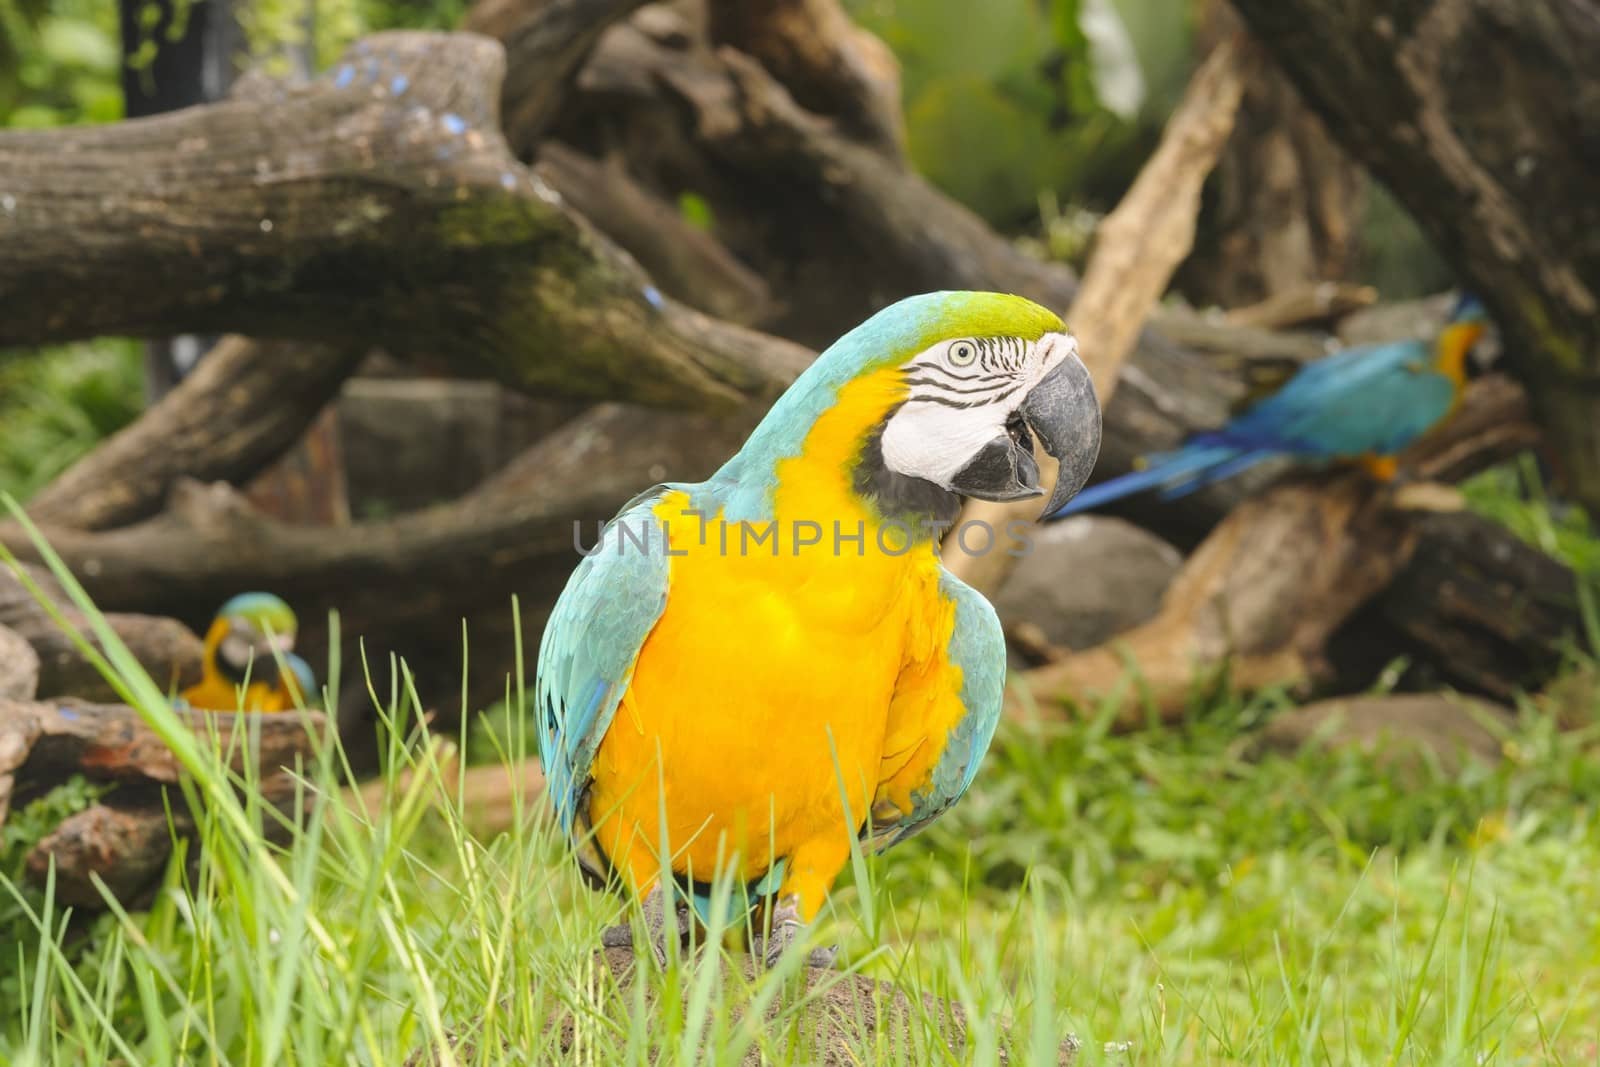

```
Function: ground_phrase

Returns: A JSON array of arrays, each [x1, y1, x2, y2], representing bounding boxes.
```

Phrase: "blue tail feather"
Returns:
[[1155, 449, 1274, 501], [1048, 445, 1242, 518]]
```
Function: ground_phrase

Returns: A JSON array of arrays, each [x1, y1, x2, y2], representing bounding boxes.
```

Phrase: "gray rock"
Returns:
[[1248, 693, 1511, 774], [994, 516, 1181, 651]]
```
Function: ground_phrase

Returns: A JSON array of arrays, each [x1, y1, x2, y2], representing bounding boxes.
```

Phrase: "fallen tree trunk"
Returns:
[[0, 31, 809, 412], [1229, 0, 1600, 520], [0, 698, 326, 906]]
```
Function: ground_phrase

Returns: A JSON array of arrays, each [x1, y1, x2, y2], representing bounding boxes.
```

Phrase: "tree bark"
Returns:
[[462, 0, 652, 156], [1, 698, 327, 904], [0, 31, 809, 412], [1181, 2, 1364, 308], [1228, 0, 1600, 517], [704, 0, 905, 159]]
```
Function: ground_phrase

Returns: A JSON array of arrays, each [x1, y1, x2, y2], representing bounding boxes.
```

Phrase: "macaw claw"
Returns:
[[758, 895, 839, 970], [601, 884, 691, 967]]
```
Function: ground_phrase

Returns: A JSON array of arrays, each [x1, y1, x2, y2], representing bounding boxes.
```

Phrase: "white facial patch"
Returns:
[[880, 332, 1078, 489], [220, 632, 255, 669]]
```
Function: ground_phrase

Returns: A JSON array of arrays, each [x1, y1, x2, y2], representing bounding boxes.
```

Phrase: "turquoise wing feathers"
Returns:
[[868, 570, 1007, 851], [536, 490, 674, 844]]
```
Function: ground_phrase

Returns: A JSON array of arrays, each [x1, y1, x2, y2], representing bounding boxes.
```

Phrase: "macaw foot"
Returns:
[[600, 884, 691, 967], [1357, 454, 1402, 483], [758, 895, 839, 970]]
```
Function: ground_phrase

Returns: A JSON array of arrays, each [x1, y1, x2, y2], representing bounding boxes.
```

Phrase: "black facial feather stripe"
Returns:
[[904, 375, 1021, 397], [911, 382, 1026, 409], [910, 362, 985, 384]]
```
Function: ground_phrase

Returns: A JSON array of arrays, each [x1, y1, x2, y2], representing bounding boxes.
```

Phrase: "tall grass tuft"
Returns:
[[3, 490, 1600, 1063]]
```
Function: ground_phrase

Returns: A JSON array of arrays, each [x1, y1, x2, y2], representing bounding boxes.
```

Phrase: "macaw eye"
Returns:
[[948, 340, 978, 367]]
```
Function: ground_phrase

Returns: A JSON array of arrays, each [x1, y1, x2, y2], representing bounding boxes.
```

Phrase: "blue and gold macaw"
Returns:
[[537, 292, 1100, 965], [1049, 295, 1492, 517], [181, 592, 316, 712]]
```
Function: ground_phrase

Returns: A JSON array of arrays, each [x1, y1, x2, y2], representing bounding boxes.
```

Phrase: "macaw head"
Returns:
[[1442, 291, 1496, 378], [832, 291, 1101, 520], [208, 592, 298, 681]]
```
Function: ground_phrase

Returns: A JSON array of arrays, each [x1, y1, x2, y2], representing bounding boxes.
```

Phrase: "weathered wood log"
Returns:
[[0, 622, 38, 702], [24, 338, 361, 531], [4, 699, 324, 787], [0, 705, 33, 826], [1222, 283, 1378, 332], [338, 378, 580, 515], [1016, 376, 1564, 724], [26, 771, 303, 908], [2, 698, 326, 903], [1228, 0, 1600, 520], [0, 31, 809, 412], [948, 40, 1256, 594], [1374, 511, 1579, 700], [1, 563, 203, 701]]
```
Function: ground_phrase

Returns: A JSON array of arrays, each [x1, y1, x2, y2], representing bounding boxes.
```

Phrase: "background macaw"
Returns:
[[181, 592, 315, 713], [537, 291, 1101, 965], [1048, 295, 1492, 518]]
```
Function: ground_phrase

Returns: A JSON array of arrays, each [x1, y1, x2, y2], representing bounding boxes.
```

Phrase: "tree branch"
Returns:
[[0, 31, 809, 411], [26, 338, 361, 531]]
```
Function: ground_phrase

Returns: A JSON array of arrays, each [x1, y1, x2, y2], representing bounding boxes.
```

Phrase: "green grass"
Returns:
[[3, 495, 1600, 1065]]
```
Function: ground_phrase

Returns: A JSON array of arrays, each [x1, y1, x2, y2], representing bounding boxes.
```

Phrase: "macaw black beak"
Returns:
[[1024, 348, 1100, 518], [947, 346, 1101, 518]]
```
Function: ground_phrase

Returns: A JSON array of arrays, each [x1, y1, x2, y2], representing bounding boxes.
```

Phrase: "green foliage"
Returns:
[[849, 0, 1190, 225], [0, 341, 144, 501], [676, 191, 716, 234], [0, 775, 111, 1010], [0, 0, 121, 127], [1465, 454, 1600, 577]]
